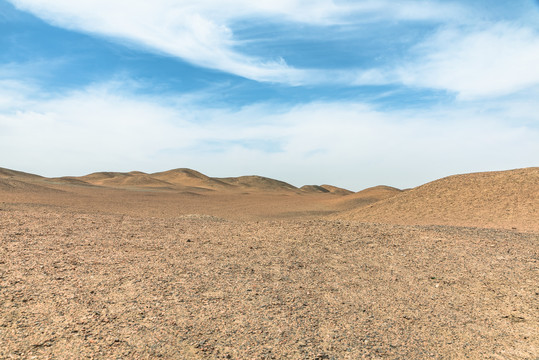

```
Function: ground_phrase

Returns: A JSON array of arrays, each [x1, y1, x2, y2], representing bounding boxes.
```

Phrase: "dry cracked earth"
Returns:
[[1, 201, 538, 359]]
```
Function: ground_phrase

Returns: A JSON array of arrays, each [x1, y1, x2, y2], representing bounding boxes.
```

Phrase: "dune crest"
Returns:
[[217, 175, 298, 192], [300, 185, 330, 193], [1, 166, 537, 231], [151, 168, 231, 190], [320, 184, 354, 195], [0, 167, 43, 179], [336, 168, 539, 232]]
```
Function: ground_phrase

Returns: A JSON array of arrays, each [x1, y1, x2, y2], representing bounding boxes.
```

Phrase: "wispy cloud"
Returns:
[[398, 23, 539, 99], [7, 0, 465, 85], [7, 0, 539, 97], [2, 2, 538, 188], [6, 0, 330, 83]]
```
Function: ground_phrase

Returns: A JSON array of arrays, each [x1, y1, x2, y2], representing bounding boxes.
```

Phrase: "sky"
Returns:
[[1, 0, 538, 190]]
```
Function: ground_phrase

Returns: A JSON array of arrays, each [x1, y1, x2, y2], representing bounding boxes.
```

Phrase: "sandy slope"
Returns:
[[0, 184, 338, 222], [1, 166, 537, 228], [0, 166, 538, 359], [151, 169, 233, 190], [1, 204, 537, 359], [0, 167, 43, 179], [301, 185, 331, 194], [46, 169, 304, 193], [331, 185, 402, 210], [319, 184, 354, 196], [337, 168, 539, 232], [300, 185, 353, 195]]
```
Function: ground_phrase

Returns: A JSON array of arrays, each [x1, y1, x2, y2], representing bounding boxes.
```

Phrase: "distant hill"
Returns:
[[300, 185, 330, 193], [3, 166, 537, 231], [0, 167, 308, 193], [333, 185, 402, 209], [336, 168, 539, 232], [0, 168, 61, 193], [301, 184, 353, 195], [320, 185, 354, 195], [217, 175, 298, 192], [0, 167, 43, 179], [0, 168, 61, 192], [151, 168, 232, 190], [0, 178, 61, 193], [69, 171, 173, 188]]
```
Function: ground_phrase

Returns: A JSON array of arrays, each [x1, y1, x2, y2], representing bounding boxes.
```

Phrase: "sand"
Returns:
[[1, 167, 538, 359], [338, 168, 539, 232]]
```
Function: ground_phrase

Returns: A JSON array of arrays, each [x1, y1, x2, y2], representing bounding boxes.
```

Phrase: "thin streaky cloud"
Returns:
[[1, 1, 537, 189], [9, 0, 536, 97], [6, 0, 466, 85]]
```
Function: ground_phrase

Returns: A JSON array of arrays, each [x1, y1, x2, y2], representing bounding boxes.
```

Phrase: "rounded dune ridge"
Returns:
[[300, 184, 353, 195], [77, 171, 174, 188], [335, 167, 539, 232], [217, 175, 299, 192], [151, 168, 233, 190], [79, 171, 129, 181], [0, 167, 43, 179], [0, 167, 61, 192], [320, 184, 354, 195], [347, 185, 402, 202], [0, 178, 62, 192], [300, 185, 330, 193], [47, 177, 94, 186], [329, 185, 403, 210], [2, 165, 537, 231]]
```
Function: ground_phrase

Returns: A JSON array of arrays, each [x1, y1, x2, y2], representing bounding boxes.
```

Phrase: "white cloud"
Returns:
[[7, 0, 465, 85], [0, 79, 35, 110], [2, 2, 537, 191], [7, 0, 539, 98], [1, 78, 537, 190], [6, 0, 304, 83], [399, 23, 539, 99]]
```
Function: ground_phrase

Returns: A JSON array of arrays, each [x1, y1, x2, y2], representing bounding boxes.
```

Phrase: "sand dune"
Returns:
[[337, 168, 539, 232], [47, 177, 97, 187], [300, 184, 353, 194], [300, 185, 330, 193], [79, 172, 174, 188], [0, 167, 61, 192], [319, 184, 354, 195], [1, 166, 537, 231], [0, 167, 43, 179], [1, 166, 537, 359], [0, 167, 344, 220], [0, 178, 63, 193], [334, 185, 402, 209], [217, 175, 299, 192], [151, 168, 232, 190]]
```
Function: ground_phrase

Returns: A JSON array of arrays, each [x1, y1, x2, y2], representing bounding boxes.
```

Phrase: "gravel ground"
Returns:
[[1, 203, 537, 359]]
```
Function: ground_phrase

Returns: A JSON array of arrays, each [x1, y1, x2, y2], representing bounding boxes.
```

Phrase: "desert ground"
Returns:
[[1, 167, 538, 359]]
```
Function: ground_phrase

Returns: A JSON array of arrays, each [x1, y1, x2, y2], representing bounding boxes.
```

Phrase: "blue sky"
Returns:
[[1, 0, 538, 190]]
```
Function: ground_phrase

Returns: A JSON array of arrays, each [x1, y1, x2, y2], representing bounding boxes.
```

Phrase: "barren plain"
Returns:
[[1, 167, 538, 359]]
